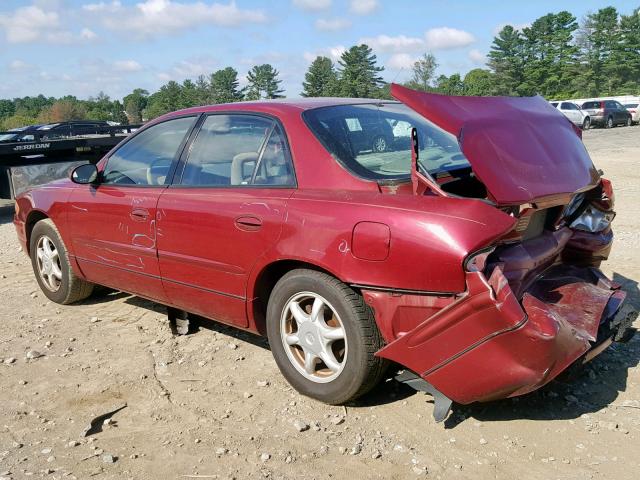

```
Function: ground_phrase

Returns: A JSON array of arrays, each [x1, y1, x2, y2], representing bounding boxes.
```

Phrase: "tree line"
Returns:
[[0, 5, 637, 130]]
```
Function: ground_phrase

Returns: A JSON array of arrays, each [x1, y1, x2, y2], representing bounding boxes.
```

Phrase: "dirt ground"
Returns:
[[0, 126, 639, 480]]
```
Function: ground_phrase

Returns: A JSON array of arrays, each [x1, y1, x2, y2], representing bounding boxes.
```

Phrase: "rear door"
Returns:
[[67, 115, 197, 302], [156, 113, 296, 327]]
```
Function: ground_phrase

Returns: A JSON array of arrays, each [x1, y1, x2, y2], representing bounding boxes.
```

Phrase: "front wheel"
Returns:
[[626, 116, 632, 127], [30, 219, 94, 304], [606, 116, 614, 128], [582, 117, 591, 130], [266, 269, 387, 404]]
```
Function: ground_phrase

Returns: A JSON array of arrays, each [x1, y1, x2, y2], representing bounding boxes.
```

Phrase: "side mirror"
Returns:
[[71, 163, 98, 184]]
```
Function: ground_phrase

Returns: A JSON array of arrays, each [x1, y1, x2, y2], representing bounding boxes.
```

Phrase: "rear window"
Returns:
[[582, 101, 602, 109], [624, 103, 638, 108], [303, 103, 471, 180]]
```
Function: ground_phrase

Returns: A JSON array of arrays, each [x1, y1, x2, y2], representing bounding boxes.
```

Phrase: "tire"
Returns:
[[29, 219, 94, 304], [606, 116, 613, 128], [371, 135, 388, 153], [266, 269, 387, 404], [582, 117, 591, 130], [626, 116, 632, 127]]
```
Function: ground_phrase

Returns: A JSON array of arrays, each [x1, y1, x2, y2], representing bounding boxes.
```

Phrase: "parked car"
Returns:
[[623, 103, 639, 124], [0, 121, 111, 143], [550, 101, 591, 129], [14, 85, 636, 421], [581, 100, 633, 128]]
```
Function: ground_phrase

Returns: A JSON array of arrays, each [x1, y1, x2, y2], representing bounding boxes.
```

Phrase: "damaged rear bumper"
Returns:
[[375, 264, 637, 406]]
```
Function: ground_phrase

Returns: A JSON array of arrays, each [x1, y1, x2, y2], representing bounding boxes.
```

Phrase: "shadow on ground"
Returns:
[[0, 202, 14, 225], [77, 271, 639, 427]]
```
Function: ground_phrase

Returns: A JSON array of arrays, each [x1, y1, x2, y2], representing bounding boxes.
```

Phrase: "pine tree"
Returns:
[[301, 56, 339, 97], [337, 44, 385, 97], [575, 7, 620, 96], [488, 25, 525, 95], [210, 67, 244, 104], [245, 64, 285, 100]]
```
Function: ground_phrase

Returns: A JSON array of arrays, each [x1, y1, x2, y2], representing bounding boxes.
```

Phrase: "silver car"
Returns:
[[623, 103, 639, 124], [550, 101, 591, 129]]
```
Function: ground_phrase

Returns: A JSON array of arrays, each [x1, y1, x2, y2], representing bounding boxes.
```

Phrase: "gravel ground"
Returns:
[[0, 126, 638, 480]]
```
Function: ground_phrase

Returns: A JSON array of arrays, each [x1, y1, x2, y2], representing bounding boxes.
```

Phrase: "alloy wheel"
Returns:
[[280, 292, 347, 383], [36, 235, 62, 292], [373, 136, 387, 152]]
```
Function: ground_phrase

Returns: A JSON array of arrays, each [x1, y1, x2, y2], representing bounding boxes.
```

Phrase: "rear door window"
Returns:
[[179, 114, 295, 187]]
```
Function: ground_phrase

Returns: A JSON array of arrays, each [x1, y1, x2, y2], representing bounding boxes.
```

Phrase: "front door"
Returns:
[[156, 114, 296, 326], [67, 115, 197, 302]]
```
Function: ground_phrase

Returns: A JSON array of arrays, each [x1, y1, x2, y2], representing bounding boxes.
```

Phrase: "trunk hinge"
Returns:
[[410, 127, 447, 197]]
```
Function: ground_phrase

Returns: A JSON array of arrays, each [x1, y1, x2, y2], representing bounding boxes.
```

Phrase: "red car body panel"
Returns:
[[391, 84, 600, 205], [13, 87, 632, 409]]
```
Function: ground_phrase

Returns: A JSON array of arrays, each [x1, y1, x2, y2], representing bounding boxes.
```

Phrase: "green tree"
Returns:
[[404, 53, 438, 91], [575, 7, 620, 96], [301, 56, 339, 97], [123, 88, 149, 123], [180, 79, 199, 108], [616, 8, 640, 93], [519, 11, 579, 97], [210, 67, 244, 103], [144, 81, 182, 119], [434, 74, 464, 95], [463, 69, 496, 96], [488, 25, 525, 95], [195, 74, 211, 104], [0, 99, 16, 120], [337, 44, 385, 97], [245, 64, 284, 100]]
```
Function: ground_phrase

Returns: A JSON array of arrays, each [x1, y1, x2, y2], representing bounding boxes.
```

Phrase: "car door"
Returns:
[[560, 102, 579, 124], [66, 115, 198, 302], [156, 113, 296, 327], [614, 101, 627, 124]]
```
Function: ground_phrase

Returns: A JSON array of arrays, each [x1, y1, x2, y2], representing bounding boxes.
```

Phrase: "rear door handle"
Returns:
[[130, 207, 150, 221], [235, 215, 262, 231]]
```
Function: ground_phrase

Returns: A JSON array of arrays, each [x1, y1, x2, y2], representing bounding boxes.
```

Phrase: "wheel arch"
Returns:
[[25, 210, 50, 254], [249, 259, 348, 335]]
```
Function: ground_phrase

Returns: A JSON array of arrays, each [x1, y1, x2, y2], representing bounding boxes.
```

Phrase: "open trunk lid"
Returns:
[[391, 83, 600, 205]]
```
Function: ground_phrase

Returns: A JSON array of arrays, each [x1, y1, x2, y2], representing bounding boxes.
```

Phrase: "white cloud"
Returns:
[[0, 4, 99, 44], [83, 0, 268, 38], [303, 45, 345, 63], [0, 5, 60, 43], [292, 0, 332, 11], [156, 56, 218, 82], [113, 60, 143, 72], [424, 27, 475, 50], [468, 49, 486, 65], [387, 53, 417, 70], [80, 27, 98, 40], [349, 0, 379, 15], [9, 60, 33, 72], [360, 34, 424, 53], [315, 18, 351, 31]]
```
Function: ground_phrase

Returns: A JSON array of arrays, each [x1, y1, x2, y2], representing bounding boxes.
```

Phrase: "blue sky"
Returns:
[[0, 0, 637, 100]]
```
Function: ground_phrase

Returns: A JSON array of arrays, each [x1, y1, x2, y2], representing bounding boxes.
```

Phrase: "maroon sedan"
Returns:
[[13, 84, 636, 421]]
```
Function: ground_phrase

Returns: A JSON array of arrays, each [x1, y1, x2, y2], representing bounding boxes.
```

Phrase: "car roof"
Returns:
[[167, 97, 400, 118]]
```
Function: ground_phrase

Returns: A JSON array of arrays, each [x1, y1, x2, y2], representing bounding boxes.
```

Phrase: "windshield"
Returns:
[[303, 103, 471, 180]]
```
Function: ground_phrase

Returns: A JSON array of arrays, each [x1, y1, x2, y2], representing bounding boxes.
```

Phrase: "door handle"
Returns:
[[235, 215, 262, 231], [130, 207, 150, 221]]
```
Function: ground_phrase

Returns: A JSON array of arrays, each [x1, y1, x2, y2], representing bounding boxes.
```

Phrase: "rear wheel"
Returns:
[[30, 219, 93, 304], [626, 116, 632, 127], [266, 269, 387, 404], [582, 117, 591, 130], [606, 116, 614, 128]]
